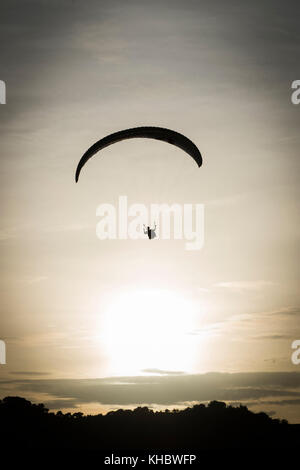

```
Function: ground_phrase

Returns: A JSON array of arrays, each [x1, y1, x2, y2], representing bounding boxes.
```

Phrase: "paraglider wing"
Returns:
[[75, 126, 202, 182]]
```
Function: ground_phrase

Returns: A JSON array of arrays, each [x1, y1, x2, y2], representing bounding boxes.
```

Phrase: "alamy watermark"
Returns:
[[0, 80, 6, 104], [291, 340, 300, 365], [291, 80, 300, 105], [0, 340, 6, 364], [96, 196, 204, 250]]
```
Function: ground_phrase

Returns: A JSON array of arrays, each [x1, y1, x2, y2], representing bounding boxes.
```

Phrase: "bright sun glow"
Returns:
[[101, 289, 199, 375]]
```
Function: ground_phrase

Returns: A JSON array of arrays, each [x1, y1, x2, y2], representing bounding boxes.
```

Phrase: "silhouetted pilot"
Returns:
[[143, 224, 157, 240]]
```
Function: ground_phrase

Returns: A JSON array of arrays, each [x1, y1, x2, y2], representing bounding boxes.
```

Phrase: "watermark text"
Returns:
[[291, 340, 300, 365], [0, 340, 6, 364], [0, 80, 6, 104], [96, 196, 204, 250], [291, 80, 300, 105]]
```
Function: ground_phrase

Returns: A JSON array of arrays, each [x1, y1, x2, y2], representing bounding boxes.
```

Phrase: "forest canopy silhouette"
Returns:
[[1, 396, 299, 451]]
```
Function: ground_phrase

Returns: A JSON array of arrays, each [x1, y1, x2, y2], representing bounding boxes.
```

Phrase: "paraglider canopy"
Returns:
[[75, 126, 202, 182]]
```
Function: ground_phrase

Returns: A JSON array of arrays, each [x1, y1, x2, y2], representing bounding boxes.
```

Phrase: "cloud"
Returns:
[[141, 368, 185, 375], [1, 371, 299, 408], [214, 281, 275, 292], [188, 323, 224, 337], [268, 307, 300, 317], [43, 398, 79, 410], [251, 334, 292, 341], [10, 371, 51, 376], [262, 399, 300, 406], [18, 276, 48, 285], [196, 306, 300, 343]]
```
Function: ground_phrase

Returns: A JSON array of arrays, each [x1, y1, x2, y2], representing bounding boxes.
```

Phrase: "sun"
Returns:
[[101, 289, 198, 376]]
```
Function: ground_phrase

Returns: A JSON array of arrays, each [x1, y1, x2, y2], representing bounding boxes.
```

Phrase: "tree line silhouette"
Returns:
[[0, 396, 299, 450]]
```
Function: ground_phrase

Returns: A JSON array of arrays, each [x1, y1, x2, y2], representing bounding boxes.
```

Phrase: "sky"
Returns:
[[0, 0, 300, 422]]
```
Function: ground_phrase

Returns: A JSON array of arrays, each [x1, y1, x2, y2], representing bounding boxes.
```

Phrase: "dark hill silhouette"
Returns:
[[0, 396, 299, 451]]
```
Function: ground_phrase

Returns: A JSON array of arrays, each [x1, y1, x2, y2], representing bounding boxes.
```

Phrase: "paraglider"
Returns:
[[143, 224, 157, 240], [76, 126, 203, 243], [75, 126, 202, 182]]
